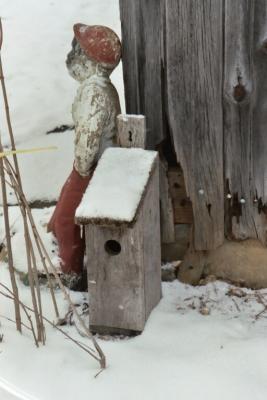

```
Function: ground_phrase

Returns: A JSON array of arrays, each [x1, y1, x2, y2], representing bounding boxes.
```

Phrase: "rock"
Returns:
[[199, 274, 217, 285], [199, 306, 210, 316], [178, 239, 267, 289], [226, 287, 246, 298], [177, 250, 206, 285], [161, 261, 180, 282]]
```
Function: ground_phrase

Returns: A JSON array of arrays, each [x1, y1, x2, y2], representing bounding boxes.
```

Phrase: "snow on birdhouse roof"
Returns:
[[75, 147, 158, 225]]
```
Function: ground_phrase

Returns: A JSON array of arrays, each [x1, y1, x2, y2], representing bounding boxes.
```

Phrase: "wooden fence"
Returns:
[[120, 0, 267, 253]]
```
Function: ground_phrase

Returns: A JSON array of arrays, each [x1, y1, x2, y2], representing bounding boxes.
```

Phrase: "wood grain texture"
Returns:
[[117, 114, 146, 148], [117, 113, 174, 248], [165, 0, 224, 250], [86, 222, 145, 333], [119, 1, 267, 251], [159, 161, 175, 243], [142, 158, 161, 319], [224, 0, 255, 241], [119, 0, 165, 149], [168, 167, 193, 225], [85, 160, 161, 333], [252, 0, 267, 243]]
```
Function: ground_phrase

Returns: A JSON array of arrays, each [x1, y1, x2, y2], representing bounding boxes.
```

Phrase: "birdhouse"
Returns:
[[75, 147, 161, 335]]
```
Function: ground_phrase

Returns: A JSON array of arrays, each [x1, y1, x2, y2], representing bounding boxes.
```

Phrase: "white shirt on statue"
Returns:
[[72, 73, 121, 176]]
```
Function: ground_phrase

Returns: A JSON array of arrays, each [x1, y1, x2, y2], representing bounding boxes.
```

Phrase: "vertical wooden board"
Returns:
[[142, 159, 162, 319], [168, 167, 193, 225], [119, 0, 165, 149], [252, 0, 267, 244], [86, 223, 145, 332], [223, 0, 262, 241], [165, 0, 224, 250], [119, 0, 140, 113], [159, 160, 175, 243]]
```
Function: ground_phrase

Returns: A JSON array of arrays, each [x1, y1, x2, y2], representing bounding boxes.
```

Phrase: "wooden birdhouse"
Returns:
[[75, 147, 161, 335]]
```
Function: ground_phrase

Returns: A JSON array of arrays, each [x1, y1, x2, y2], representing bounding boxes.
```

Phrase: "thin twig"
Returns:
[[5, 161, 105, 363], [29, 237, 46, 344], [3, 160, 106, 368], [0, 18, 22, 187], [0, 283, 101, 363], [0, 140, 21, 332], [4, 159, 59, 319], [0, 16, 24, 333], [4, 165, 45, 343], [0, 18, 3, 50], [255, 292, 267, 320], [0, 314, 32, 332], [24, 224, 43, 342], [231, 297, 241, 313], [0, 287, 38, 347]]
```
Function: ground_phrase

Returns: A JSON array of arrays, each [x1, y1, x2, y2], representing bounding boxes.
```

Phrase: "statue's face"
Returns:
[[66, 38, 96, 82]]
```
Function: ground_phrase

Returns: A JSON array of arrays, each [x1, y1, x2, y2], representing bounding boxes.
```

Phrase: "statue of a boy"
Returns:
[[48, 24, 121, 288]]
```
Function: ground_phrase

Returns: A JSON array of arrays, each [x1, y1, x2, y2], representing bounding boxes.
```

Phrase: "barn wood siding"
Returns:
[[119, 0, 267, 251]]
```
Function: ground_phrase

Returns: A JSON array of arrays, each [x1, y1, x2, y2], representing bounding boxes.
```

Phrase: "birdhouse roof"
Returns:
[[75, 147, 158, 226]]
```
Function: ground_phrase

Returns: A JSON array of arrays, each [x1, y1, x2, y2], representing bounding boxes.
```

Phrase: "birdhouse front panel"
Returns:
[[85, 221, 146, 334]]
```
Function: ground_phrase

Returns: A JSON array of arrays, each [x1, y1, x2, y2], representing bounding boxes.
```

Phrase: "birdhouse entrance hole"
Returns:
[[105, 240, 122, 255]]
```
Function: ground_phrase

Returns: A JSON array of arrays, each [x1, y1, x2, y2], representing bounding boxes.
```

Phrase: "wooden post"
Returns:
[[117, 114, 146, 148], [117, 114, 176, 246]]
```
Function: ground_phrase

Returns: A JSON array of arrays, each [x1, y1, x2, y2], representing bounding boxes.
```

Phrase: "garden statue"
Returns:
[[48, 24, 121, 289]]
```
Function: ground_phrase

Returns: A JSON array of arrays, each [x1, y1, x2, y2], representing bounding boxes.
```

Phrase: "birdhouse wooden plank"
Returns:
[[76, 147, 161, 335]]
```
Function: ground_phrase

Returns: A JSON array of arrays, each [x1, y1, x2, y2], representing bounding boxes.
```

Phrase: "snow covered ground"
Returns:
[[1, 1, 267, 400], [2, 260, 267, 400]]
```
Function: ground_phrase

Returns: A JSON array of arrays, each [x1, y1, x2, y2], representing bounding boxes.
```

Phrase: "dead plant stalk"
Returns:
[[0, 145, 21, 332], [4, 157, 106, 369], [0, 283, 101, 364]]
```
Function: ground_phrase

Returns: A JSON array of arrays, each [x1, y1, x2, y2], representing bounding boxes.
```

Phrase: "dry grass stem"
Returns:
[[4, 160, 60, 319], [0, 286, 39, 347], [4, 159, 106, 368], [0, 147, 21, 332], [0, 284, 101, 363]]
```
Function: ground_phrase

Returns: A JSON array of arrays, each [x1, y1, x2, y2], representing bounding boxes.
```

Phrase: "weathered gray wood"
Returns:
[[142, 158, 161, 318], [117, 114, 175, 244], [117, 114, 146, 148], [159, 160, 175, 243], [119, 0, 165, 149], [119, 1, 267, 255], [85, 157, 161, 334], [168, 166, 193, 225], [86, 222, 145, 333], [165, 0, 224, 250], [223, 0, 260, 241], [252, 0, 267, 243]]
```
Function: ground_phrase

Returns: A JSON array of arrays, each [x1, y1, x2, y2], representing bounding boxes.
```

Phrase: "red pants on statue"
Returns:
[[47, 167, 93, 274]]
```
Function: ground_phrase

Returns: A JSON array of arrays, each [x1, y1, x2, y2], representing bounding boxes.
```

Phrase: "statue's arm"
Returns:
[[74, 90, 108, 176]]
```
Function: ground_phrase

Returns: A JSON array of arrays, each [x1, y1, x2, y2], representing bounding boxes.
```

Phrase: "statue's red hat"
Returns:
[[73, 24, 121, 69]]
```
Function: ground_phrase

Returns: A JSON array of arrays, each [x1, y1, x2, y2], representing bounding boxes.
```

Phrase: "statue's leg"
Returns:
[[49, 168, 91, 275]]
